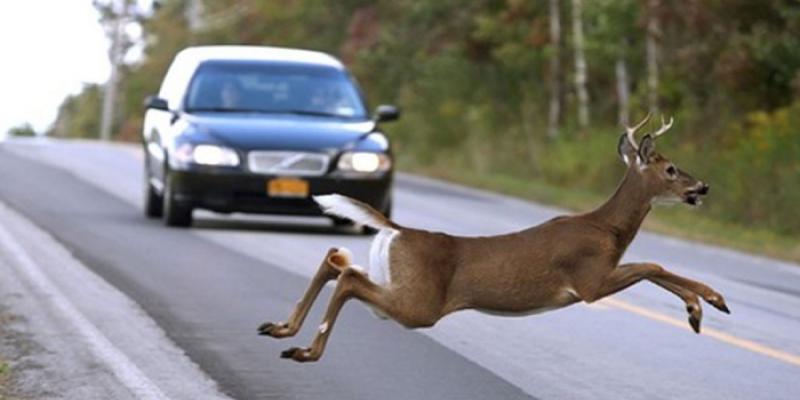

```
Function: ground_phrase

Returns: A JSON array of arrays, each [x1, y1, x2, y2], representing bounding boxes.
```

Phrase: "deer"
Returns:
[[257, 113, 730, 362]]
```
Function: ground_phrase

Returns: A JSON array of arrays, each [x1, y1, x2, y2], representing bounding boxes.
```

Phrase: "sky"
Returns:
[[0, 1, 111, 138]]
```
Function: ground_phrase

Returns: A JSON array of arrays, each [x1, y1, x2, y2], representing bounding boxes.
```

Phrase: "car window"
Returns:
[[185, 61, 368, 119]]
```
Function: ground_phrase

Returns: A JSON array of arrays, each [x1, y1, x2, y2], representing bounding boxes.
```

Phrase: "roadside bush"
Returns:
[[706, 102, 800, 234]]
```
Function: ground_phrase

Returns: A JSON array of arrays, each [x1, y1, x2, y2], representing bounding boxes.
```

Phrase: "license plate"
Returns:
[[267, 178, 309, 198]]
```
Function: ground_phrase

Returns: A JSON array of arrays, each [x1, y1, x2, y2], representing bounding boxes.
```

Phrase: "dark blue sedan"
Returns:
[[142, 46, 398, 228]]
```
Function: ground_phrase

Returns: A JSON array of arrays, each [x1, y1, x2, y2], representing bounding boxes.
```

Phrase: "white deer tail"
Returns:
[[313, 194, 398, 230]]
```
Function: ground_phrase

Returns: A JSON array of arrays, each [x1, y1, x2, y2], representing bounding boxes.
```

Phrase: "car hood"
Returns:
[[183, 113, 382, 152]]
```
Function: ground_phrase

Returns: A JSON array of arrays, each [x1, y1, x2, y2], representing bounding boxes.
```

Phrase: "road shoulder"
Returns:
[[0, 201, 232, 400]]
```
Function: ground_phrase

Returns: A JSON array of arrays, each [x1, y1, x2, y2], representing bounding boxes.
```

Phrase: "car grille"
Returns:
[[247, 151, 330, 176]]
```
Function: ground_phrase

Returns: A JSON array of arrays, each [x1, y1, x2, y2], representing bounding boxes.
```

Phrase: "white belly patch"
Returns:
[[368, 229, 398, 287]]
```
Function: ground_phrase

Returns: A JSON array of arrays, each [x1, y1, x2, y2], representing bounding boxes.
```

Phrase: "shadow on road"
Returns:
[[190, 215, 370, 237]]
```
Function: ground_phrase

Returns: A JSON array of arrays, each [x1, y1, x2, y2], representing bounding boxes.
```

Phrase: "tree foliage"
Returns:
[[6, 123, 37, 137], [49, 0, 800, 235]]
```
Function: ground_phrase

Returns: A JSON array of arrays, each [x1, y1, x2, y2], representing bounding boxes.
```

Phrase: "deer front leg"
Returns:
[[647, 278, 704, 333], [258, 247, 351, 338], [649, 268, 730, 315], [583, 263, 715, 333], [280, 267, 391, 362]]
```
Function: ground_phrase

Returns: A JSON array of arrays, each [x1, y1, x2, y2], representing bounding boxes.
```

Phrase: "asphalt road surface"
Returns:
[[0, 138, 798, 400]]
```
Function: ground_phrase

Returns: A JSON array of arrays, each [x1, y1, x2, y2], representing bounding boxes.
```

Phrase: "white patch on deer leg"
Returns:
[[336, 247, 352, 265], [565, 287, 580, 299], [319, 321, 329, 334], [350, 264, 365, 273]]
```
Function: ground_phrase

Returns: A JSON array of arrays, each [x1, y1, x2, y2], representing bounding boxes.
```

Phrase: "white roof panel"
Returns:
[[175, 45, 344, 69]]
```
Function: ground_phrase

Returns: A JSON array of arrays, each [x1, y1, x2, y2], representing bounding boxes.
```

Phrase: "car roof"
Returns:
[[175, 45, 345, 69]]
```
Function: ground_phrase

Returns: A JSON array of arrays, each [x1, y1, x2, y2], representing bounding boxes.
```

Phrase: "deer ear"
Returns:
[[638, 134, 656, 164], [617, 134, 637, 166]]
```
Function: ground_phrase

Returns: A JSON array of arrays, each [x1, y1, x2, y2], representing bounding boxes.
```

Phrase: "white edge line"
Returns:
[[0, 213, 170, 400]]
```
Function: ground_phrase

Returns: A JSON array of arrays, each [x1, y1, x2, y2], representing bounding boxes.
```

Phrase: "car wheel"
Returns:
[[331, 216, 355, 229], [329, 198, 391, 235], [143, 166, 163, 218], [162, 171, 193, 227], [381, 198, 392, 219]]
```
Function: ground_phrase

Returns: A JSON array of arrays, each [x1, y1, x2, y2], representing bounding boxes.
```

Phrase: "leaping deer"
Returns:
[[258, 113, 730, 362]]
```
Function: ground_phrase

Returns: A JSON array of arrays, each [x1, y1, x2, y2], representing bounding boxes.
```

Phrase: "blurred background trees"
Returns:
[[6, 123, 37, 137], [49, 0, 800, 236]]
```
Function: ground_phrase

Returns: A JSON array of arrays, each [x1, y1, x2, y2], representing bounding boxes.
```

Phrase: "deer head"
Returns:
[[617, 113, 709, 206]]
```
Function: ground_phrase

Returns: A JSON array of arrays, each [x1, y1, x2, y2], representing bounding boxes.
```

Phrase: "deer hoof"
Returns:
[[706, 294, 730, 314], [686, 304, 702, 334], [280, 347, 317, 362], [258, 322, 291, 338], [688, 314, 702, 334]]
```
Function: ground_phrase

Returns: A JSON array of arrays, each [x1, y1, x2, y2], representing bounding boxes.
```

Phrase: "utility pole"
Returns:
[[99, 0, 127, 141]]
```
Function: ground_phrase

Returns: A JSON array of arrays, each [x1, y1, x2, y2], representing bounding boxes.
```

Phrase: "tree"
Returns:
[[94, 0, 138, 141], [646, 0, 660, 114], [7, 123, 36, 137], [547, 0, 562, 138], [571, 0, 590, 128], [49, 84, 104, 139]]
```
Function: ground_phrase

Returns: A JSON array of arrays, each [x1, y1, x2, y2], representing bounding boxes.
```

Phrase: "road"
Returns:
[[0, 138, 798, 399]]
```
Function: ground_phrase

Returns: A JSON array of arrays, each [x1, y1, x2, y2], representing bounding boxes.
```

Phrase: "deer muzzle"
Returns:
[[684, 182, 709, 206]]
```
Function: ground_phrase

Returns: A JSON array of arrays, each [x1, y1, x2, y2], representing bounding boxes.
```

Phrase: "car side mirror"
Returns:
[[144, 95, 169, 111], [374, 104, 400, 123]]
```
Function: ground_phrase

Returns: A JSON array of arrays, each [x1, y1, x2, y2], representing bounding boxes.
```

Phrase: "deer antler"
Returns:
[[651, 115, 674, 139], [625, 112, 652, 150]]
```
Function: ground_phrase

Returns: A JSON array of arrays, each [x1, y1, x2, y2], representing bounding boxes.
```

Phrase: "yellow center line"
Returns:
[[599, 297, 800, 367]]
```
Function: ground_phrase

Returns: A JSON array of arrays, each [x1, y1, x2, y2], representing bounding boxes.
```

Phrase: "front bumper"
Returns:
[[169, 167, 392, 216]]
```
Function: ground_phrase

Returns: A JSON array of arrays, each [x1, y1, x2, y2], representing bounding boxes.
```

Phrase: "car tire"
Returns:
[[331, 200, 392, 236], [162, 171, 193, 227], [143, 168, 163, 218], [330, 198, 392, 235]]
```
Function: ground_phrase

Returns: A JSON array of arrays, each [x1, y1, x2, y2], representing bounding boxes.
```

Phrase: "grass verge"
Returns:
[[407, 165, 800, 264], [0, 357, 11, 400]]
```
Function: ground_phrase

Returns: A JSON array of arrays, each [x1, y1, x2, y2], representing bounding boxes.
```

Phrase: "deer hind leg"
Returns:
[[258, 247, 351, 339], [280, 264, 440, 363], [280, 267, 390, 362]]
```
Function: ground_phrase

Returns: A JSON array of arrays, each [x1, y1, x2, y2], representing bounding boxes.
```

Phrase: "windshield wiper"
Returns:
[[279, 109, 350, 118], [185, 107, 257, 113]]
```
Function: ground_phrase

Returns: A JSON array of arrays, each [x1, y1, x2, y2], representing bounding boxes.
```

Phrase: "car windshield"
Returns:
[[184, 61, 368, 119]]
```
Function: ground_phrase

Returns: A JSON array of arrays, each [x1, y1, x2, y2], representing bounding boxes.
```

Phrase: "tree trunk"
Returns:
[[547, 0, 561, 139], [616, 40, 629, 126], [646, 0, 660, 115], [571, 0, 590, 128]]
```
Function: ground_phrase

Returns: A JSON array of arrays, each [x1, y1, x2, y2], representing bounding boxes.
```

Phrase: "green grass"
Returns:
[[0, 359, 10, 399], [406, 164, 800, 264]]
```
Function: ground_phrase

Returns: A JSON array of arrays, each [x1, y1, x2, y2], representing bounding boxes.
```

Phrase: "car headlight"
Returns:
[[337, 152, 391, 173], [175, 143, 240, 167]]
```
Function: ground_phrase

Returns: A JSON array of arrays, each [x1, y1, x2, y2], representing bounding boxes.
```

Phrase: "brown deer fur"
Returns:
[[258, 114, 729, 362]]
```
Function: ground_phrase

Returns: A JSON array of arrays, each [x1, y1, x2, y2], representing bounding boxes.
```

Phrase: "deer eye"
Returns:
[[666, 165, 677, 177]]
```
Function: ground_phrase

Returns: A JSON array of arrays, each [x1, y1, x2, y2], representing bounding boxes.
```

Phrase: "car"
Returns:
[[141, 45, 399, 229]]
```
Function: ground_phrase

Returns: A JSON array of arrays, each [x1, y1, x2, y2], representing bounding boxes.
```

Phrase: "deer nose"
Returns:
[[697, 183, 709, 195]]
